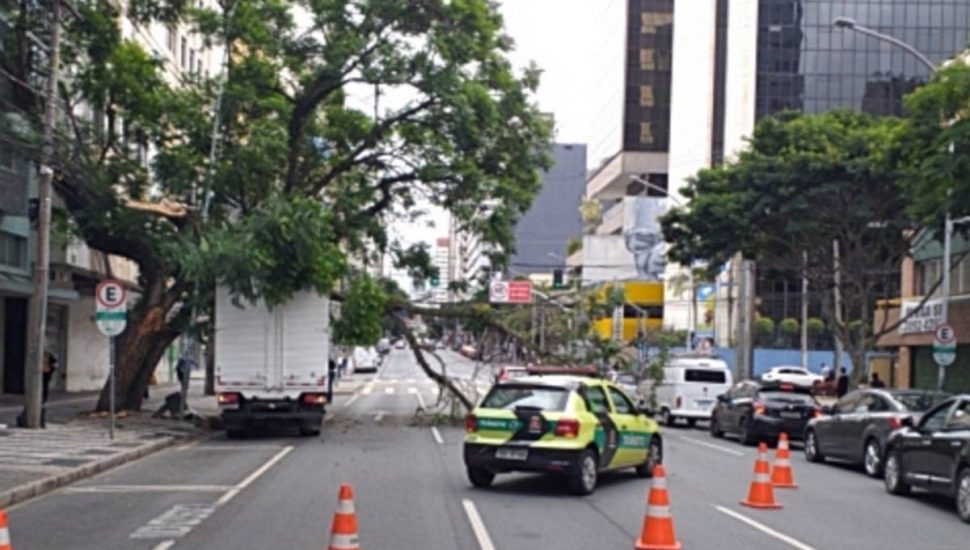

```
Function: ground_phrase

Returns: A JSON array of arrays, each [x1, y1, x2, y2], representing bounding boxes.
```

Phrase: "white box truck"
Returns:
[[215, 287, 331, 437]]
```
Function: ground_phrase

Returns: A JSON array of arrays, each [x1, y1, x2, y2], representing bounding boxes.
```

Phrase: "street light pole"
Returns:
[[833, 17, 936, 72]]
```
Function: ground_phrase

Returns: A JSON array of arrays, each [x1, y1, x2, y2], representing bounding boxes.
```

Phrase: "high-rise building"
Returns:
[[432, 237, 453, 303], [667, 0, 970, 343], [508, 144, 586, 281]]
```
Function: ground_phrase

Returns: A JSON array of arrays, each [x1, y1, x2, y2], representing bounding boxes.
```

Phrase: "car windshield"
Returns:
[[481, 385, 570, 412], [759, 391, 817, 406], [892, 392, 949, 412], [685, 369, 727, 383]]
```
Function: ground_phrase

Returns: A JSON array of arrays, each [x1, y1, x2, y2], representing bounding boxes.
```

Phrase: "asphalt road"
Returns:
[[7, 350, 969, 549]]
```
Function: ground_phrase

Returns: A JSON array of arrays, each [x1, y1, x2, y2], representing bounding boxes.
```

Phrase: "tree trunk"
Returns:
[[204, 338, 215, 396], [95, 275, 187, 412]]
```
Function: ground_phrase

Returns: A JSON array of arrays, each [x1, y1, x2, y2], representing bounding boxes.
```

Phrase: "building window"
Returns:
[[640, 86, 655, 106], [640, 49, 655, 70], [180, 37, 188, 69], [916, 258, 942, 297], [189, 49, 196, 74], [958, 254, 970, 296], [639, 122, 654, 145], [0, 233, 26, 270], [166, 25, 177, 54]]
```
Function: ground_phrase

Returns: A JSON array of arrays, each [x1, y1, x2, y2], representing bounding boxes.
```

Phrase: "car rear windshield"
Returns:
[[481, 385, 570, 412], [893, 392, 948, 412], [685, 369, 727, 383], [758, 391, 816, 406]]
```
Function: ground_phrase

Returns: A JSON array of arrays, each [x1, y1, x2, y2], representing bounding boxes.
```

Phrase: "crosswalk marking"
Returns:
[[385, 387, 395, 395], [407, 387, 418, 394]]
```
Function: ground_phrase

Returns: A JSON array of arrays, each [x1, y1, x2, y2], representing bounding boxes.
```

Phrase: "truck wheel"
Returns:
[[467, 467, 495, 488], [226, 429, 247, 439]]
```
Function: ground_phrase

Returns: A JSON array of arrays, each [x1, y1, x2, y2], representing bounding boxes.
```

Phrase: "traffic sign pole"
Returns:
[[95, 280, 127, 440], [109, 337, 115, 440]]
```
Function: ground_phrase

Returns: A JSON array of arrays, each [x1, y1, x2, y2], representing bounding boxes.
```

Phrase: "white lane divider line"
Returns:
[[361, 383, 374, 395], [407, 387, 418, 394], [679, 436, 745, 457], [462, 499, 497, 550], [65, 484, 232, 494], [714, 505, 817, 550], [431, 426, 444, 445], [374, 411, 386, 422], [343, 393, 361, 408], [415, 391, 427, 410], [130, 504, 217, 540], [216, 446, 294, 506], [151, 541, 176, 550], [385, 387, 395, 395]]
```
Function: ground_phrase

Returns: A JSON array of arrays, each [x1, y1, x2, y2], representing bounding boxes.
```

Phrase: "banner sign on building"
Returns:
[[489, 280, 533, 304], [898, 298, 945, 335]]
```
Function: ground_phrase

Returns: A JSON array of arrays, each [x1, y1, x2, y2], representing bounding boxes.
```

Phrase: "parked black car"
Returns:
[[711, 381, 820, 445], [883, 395, 970, 523], [804, 389, 949, 477]]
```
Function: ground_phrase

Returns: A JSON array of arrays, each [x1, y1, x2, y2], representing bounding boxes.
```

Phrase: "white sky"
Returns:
[[385, 0, 625, 290]]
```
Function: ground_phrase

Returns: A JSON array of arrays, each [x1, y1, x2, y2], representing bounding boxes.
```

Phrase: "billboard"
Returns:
[[489, 280, 533, 304], [583, 197, 667, 283]]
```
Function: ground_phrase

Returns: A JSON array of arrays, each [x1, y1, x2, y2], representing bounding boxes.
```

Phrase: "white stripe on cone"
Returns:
[[329, 533, 360, 549], [336, 500, 356, 514], [652, 477, 667, 489], [776, 458, 791, 467], [0, 530, 9, 545], [646, 505, 672, 518], [754, 473, 772, 483]]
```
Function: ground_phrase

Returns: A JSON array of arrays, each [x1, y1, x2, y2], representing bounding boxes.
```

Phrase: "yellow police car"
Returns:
[[463, 372, 662, 495]]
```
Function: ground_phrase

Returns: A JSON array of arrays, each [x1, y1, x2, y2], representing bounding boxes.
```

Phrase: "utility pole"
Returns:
[[734, 259, 754, 380], [832, 240, 844, 375], [801, 250, 809, 370], [23, 0, 62, 429]]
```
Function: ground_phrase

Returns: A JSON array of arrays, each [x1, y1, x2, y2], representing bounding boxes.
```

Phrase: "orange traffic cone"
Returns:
[[771, 433, 798, 489], [635, 465, 682, 550], [327, 484, 360, 550], [0, 509, 12, 550], [740, 442, 783, 509]]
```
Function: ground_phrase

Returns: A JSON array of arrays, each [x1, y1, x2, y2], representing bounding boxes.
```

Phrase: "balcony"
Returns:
[[597, 201, 624, 235], [586, 151, 669, 201]]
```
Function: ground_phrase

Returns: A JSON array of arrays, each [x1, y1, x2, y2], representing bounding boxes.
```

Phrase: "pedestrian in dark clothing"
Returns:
[[836, 367, 850, 397], [870, 372, 886, 388], [328, 357, 338, 403], [42, 352, 57, 403]]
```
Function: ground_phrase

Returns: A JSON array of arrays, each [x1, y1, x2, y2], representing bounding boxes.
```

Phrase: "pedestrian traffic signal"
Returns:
[[430, 275, 440, 287], [553, 269, 564, 289]]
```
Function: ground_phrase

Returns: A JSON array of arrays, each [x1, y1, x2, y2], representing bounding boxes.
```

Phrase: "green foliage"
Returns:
[[333, 277, 387, 346], [779, 318, 799, 347], [900, 60, 970, 228], [806, 317, 826, 335], [754, 318, 775, 347], [566, 237, 582, 256]]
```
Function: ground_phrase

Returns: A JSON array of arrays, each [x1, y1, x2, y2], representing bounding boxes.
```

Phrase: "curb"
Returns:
[[0, 434, 189, 509]]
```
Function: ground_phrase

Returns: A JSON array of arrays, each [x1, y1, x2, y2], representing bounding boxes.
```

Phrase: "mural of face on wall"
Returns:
[[622, 197, 667, 281]]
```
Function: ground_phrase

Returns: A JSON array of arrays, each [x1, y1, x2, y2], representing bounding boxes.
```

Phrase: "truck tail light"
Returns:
[[675, 396, 682, 408], [555, 418, 580, 438], [753, 401, 766, 416], [217, 392, 241, 406], [301, 393, 327, 405], [889, 415, 903, 430], [813, 407, 822, 418], [466, 415, 478, 433]]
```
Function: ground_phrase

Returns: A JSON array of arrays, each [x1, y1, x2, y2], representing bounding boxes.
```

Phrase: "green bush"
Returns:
[[779, 318, 799, 347], [754, 317, 775, 347]]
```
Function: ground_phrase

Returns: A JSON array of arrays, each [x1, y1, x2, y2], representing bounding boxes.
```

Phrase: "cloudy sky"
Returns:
[[385, 0, 626, 289]]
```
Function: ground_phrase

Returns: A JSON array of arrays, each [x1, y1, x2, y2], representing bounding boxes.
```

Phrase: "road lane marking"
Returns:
[[65, 484, 232, 494], [361, 383, 374, 395], [462, 499, 497, 550], [415, 391, 427, 410], [216, 446, 293, 506], [343, 393, 361, 407], [407, 387, 418, 394], [374, 411, 386, 422], [130, 504, 217, 540], [151, 541, 176, 550], [385, 387, 395, 395], [431, 426, 444, 444], [715, 505, 817, 550], [678, 436, 745, 457]]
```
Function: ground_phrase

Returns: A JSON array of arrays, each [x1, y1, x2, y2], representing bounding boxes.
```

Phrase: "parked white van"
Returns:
[[653, 355, 733, 427]]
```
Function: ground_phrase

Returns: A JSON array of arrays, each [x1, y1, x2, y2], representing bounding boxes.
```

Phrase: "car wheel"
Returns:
[[636, 438, 663, 478], [884, 450, 911, 496], [957, 468, 970, 524], [804, 430, 824, 463], [710, 414, 725, 438], [467, 467, 495, 489], [863, 438, 883, 478], [739, 418, 756, 446], [569, 449, 598, 495]]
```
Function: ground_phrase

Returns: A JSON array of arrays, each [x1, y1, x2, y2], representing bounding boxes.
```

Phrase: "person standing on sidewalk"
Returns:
[[175, 351, 196, 416], [327, 356, 338, 403], [836, 367, 850, 398]]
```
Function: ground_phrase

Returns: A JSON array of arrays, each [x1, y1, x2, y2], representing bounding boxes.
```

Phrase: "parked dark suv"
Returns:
[[804, 389, 948, 477], [883, 395, 970, 523], [711, 381, 820, 445]]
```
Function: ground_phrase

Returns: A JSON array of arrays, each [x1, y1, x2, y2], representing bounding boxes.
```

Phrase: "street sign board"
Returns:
[[489, 280, 533, 304], [933, 323, 957, 367], [95, 280, 127, 337]]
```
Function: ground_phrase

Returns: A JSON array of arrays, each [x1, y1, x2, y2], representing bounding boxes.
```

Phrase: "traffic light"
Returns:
[[430, 274, 440, 287], [552, 269, 564, 289]]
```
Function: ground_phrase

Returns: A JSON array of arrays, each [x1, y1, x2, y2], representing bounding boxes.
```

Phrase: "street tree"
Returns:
[[1, 0, 550, 410], [661, 110, 917, 384]]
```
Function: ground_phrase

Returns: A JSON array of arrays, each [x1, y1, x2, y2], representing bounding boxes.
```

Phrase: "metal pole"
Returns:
[[109, 336, 116, 440], [24, 0, 62, 429], [539, 305, 545, 352], [734, 260, 750, 380], [686, 268, 694, 350], [801, 250, 809, 370], [940, 204, 953, 391], [833, 240, 844, 375]]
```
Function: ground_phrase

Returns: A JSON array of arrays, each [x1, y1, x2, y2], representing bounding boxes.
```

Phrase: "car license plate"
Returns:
[[694, 399, 713, 408], [495, 448, 528, 461], [780, 411, 802, 419]]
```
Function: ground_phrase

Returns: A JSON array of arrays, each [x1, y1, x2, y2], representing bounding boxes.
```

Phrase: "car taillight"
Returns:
[[813, 407, 822, 418], [555, 418, 580, 438], [217, 392, 240, 405], [301, 393, 327, 405], [675, 396, 682, 408], [466, 415, 478, 433], [753, 402, 766, 415], [889, 416, 903, 430]]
